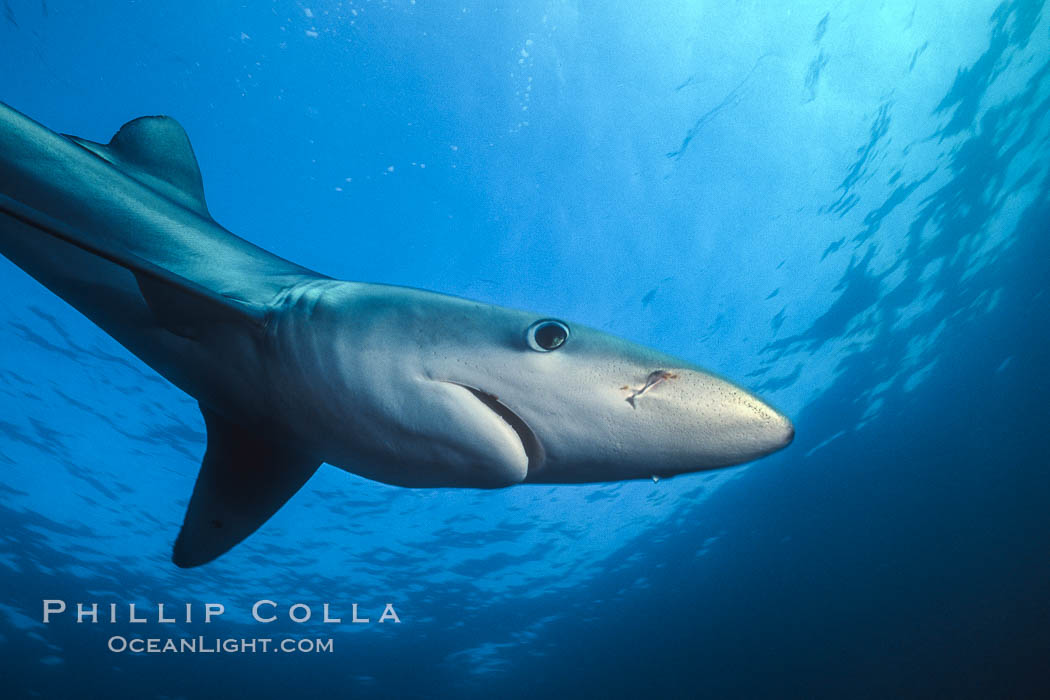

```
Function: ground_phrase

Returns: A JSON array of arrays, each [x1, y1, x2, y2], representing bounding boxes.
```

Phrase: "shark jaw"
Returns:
[[441, 380, 546, 480]]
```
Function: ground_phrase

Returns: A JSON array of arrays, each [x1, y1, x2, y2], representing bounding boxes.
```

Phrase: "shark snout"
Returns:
[[738, 394, 794, 457], [622, 367, 794, 471], [776, 412, 795, 449], [694, 372, 794, 465]]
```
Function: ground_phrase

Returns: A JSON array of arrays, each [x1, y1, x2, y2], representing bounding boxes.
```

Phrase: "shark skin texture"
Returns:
[[0, 102, 793, 567]]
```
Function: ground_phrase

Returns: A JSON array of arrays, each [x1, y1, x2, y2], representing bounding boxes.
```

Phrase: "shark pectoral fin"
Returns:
[[172, 405, 320, 568]]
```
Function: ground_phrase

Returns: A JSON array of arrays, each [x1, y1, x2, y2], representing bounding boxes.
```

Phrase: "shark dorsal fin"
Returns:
[[69, 115, 211, 218], [172, 406, 321, 568]]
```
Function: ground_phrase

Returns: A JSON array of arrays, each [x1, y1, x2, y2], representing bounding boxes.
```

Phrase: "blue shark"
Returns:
[[0, 102, 793, 567]]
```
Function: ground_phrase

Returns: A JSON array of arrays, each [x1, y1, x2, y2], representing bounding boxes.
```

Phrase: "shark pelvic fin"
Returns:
[[68, 115, 210, 218], [172, 405, 321, 568]]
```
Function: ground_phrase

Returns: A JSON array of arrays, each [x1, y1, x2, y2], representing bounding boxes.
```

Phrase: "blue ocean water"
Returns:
[[1, 0, 1048, 697]]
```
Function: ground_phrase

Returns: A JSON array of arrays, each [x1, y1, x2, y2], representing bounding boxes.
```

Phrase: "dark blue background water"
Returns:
[[1, 1, 1048, 697]]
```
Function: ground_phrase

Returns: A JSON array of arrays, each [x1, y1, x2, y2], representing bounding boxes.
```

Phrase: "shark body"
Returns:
[[0, 103, 793, 567]]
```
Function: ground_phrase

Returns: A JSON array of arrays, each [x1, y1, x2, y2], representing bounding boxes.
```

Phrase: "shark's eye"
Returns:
[[526, 319, 570, 352]]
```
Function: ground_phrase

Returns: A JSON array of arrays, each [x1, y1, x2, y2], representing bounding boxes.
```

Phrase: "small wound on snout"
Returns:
[[624, 370, 678, 408]]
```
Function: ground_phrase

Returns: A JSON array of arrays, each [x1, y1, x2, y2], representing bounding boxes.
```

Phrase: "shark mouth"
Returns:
[[444, 381, 545, 476]]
